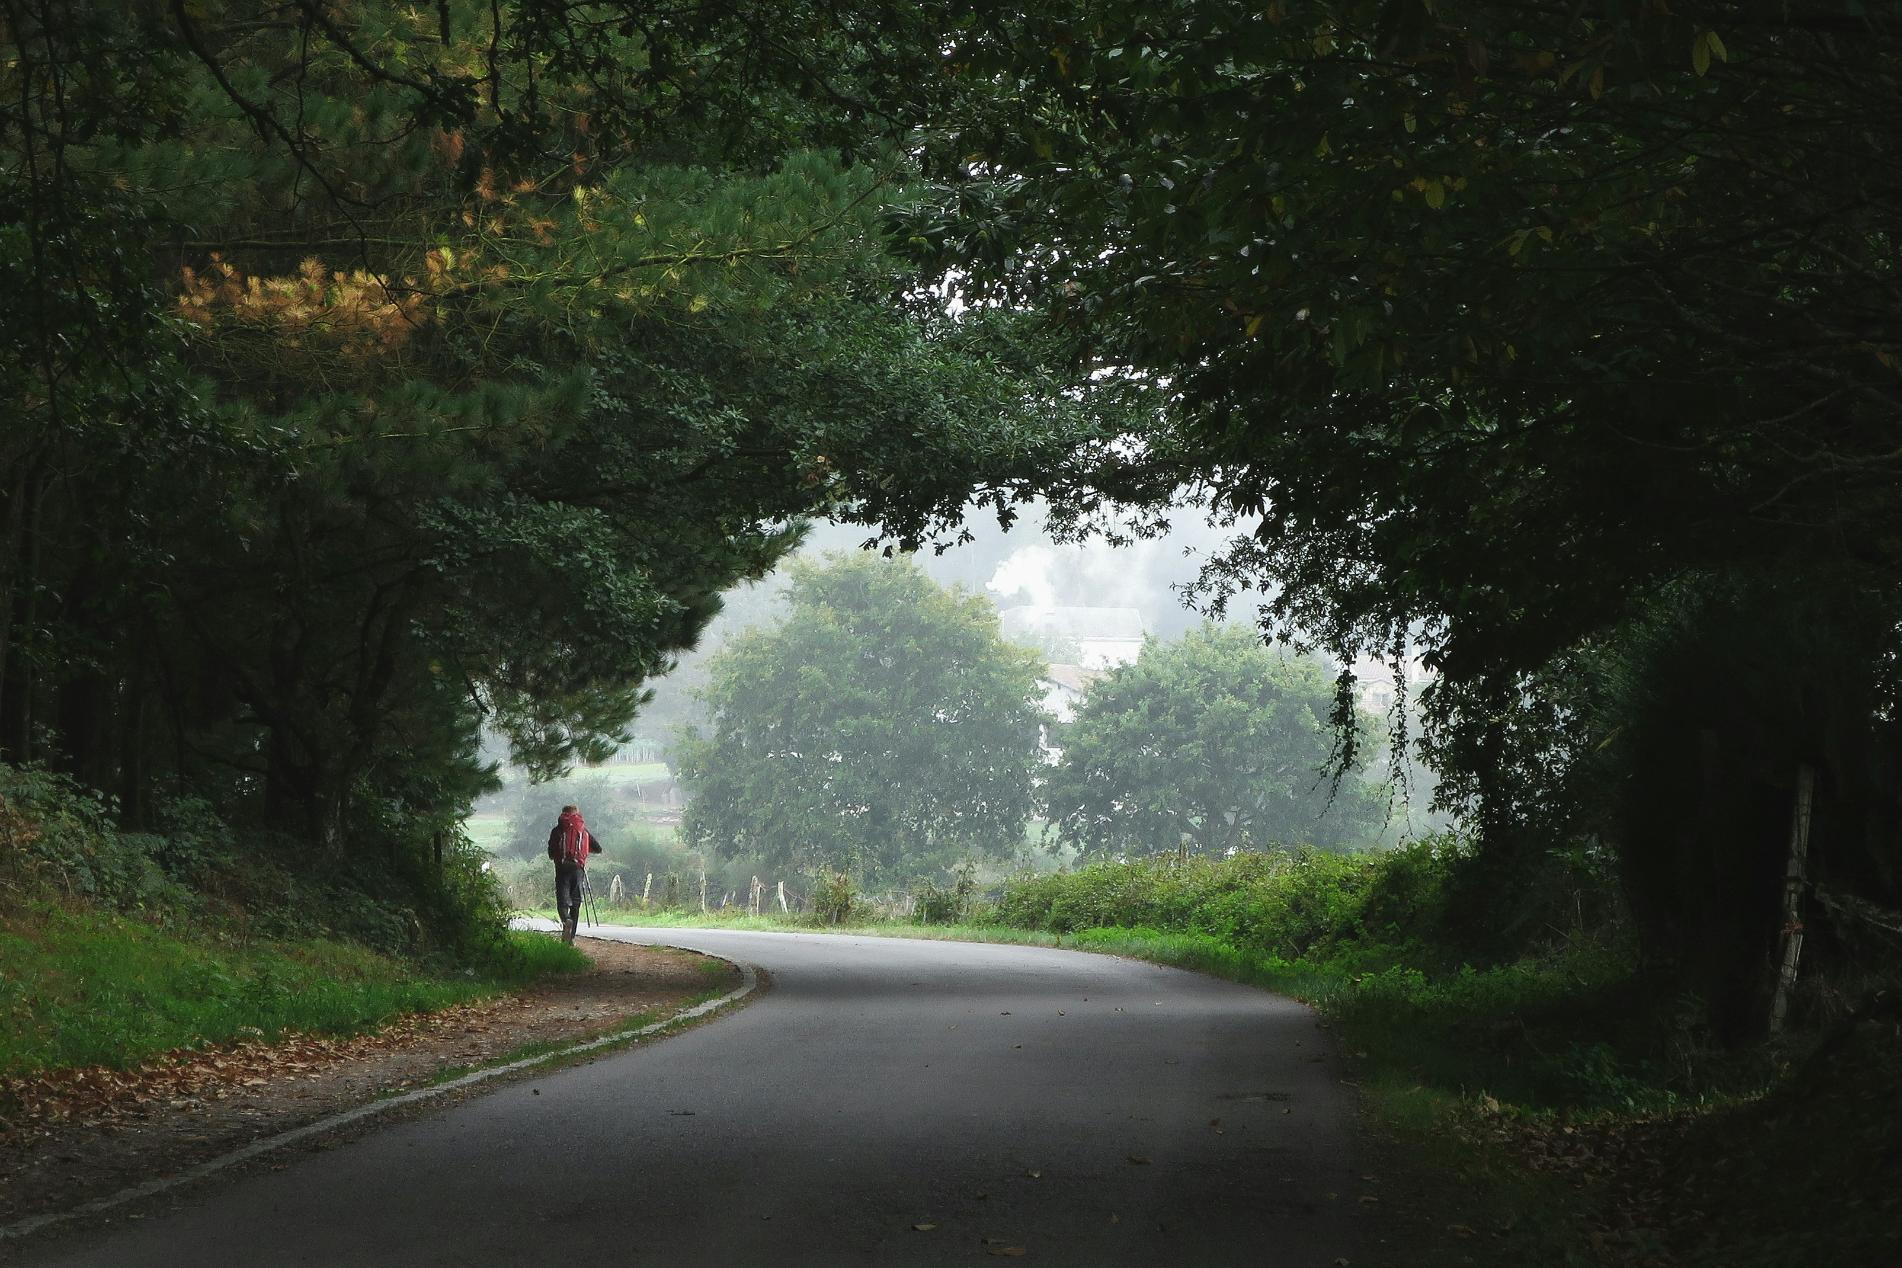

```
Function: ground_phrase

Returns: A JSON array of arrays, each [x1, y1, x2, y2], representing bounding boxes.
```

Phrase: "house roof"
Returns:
[[999, 605, 1146, 643], [1041, 663, 1103, 693]]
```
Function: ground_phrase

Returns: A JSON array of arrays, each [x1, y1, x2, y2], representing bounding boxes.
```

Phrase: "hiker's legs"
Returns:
[[554, 866, 581, 942], [554, 866, 582, 922]]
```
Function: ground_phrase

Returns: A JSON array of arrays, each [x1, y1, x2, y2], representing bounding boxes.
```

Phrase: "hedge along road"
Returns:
[[17, 927, 1364, 1267]]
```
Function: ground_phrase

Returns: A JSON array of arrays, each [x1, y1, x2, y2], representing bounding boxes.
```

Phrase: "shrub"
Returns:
[[0, 765, 191, 915], [911, 862, 979, 925], [813, 870, 858, 924], [995, 849, 1385, 959]]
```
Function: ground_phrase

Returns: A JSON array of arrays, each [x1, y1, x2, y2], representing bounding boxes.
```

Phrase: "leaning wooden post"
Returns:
[[699, 866, 708, 914], [776, 880, 788, 913], [1769, 763, 1816, 1033]]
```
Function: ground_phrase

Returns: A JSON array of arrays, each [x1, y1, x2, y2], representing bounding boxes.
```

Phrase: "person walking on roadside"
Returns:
[[548, 804, 602, 944]]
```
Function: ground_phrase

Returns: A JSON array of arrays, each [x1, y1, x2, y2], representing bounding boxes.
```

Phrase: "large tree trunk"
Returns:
[[0, 466, 48, 763]]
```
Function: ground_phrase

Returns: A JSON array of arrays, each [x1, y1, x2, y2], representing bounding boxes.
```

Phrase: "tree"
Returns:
[[893, 1, 1902, 1030], [907, 3, 1902, 679], [676, 553, 1046, 884], [1044, 624, 1384, 859], [1, 3, 1125, 876]]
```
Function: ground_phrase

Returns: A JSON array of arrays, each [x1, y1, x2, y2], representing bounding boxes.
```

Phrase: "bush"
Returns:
[[0, 765, 193, 915], [1, 762, 522, 970], [813, 870, 858, 924], [995, 849, 1386, 960], [991, 835, 1617, 973], [911, 862, 978, 925]]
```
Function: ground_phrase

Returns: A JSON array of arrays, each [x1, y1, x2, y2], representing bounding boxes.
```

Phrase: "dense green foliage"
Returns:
[[677, 554, 1046, 883], [1, 761, 519, 960], [1, 761, 584, 1077], [1044, 624, 1385, 856], [8, 0, 1899, 1049], [0, 1, 1118, 947], [991, 840, 1618, 970], [888, 1, 1902, 1036]]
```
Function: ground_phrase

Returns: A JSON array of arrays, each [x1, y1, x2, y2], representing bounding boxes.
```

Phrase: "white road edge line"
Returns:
[[0, 943, 759, 1244]]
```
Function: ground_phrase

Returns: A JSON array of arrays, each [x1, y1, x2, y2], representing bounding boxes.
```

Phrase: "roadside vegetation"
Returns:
[[0, 904, 577, 1076], [0, 763, 585, 1080], [567, 844, 1897, 1268], [8, 7, 1902, 1265]]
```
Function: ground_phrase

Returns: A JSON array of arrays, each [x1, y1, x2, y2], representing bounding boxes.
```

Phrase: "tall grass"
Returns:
[[0, 905, 587, 1076]]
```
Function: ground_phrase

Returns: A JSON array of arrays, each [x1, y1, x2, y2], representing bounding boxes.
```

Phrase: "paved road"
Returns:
[[19, 928, 1364, 1267]]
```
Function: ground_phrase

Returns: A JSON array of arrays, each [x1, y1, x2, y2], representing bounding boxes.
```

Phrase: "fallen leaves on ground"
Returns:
[[0, 1001, 501, 1133]]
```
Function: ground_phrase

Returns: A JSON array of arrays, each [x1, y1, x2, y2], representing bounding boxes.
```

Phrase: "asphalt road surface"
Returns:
[[19, 928, 1364, 1267]]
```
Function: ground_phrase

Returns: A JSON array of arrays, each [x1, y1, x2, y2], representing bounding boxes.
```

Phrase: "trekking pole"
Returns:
[[581, 870, 599, 929]]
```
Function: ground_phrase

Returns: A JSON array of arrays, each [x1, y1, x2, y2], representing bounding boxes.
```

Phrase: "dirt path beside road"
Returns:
[[0, 937, 734, 1226]]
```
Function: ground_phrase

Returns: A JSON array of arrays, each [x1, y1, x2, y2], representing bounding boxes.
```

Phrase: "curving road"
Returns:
[[18, 928, 1364, 1267]]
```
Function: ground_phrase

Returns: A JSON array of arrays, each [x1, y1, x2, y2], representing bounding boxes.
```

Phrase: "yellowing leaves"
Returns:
[[174, 250, 466, 359]]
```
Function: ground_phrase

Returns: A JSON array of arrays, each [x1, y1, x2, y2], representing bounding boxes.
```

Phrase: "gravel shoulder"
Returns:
[[0, 936, 735, 1226]]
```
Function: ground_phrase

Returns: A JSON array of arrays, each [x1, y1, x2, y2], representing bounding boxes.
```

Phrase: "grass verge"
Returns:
[[0, 903, 588, 1076]]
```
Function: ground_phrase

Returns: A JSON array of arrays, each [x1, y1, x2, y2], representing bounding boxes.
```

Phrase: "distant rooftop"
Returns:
[[999, 605, 1146, 643], [1041, 663, 1104, 693]]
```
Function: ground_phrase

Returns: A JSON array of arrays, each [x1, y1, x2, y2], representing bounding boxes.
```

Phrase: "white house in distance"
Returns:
[[999, 606, 1146, 761], [998, 605, 1147, 671], [1037, 662, 1102, 725]]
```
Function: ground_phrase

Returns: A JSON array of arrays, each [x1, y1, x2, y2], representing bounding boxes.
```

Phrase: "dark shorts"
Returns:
[[555, 864, 584, 921]]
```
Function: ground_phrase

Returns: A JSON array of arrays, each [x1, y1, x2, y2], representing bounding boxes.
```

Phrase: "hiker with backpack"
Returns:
[[547, 804, 603, 943]]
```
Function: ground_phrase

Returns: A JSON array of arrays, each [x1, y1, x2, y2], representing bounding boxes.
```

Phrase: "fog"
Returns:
[[626, 502, 1272, 741]]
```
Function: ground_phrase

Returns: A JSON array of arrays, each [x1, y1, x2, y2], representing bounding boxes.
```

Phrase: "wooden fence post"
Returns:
[[776, 880, 788, 913], [642, 872, 652, 908]]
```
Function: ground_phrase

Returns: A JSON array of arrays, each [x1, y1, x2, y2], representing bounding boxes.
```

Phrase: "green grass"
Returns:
[[0, 905, 588, 1076], [463, 812, 512, 853]]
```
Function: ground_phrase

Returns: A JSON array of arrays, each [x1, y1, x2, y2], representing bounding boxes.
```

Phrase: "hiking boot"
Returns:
[[560, 917, 577, 944]]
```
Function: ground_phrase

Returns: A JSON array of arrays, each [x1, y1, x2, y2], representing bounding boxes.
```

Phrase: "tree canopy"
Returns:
[[907, 2, 1902, 680], [676, 553, 1046, 884], [888, 0, 1902, 1031], [1045, 624, 1385, 859], [0, 1, 1118, 862], [8, 1, 1899, 1033]]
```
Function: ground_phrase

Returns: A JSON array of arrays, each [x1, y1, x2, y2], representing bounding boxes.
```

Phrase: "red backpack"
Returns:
[[554, 810, 590, 867]]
